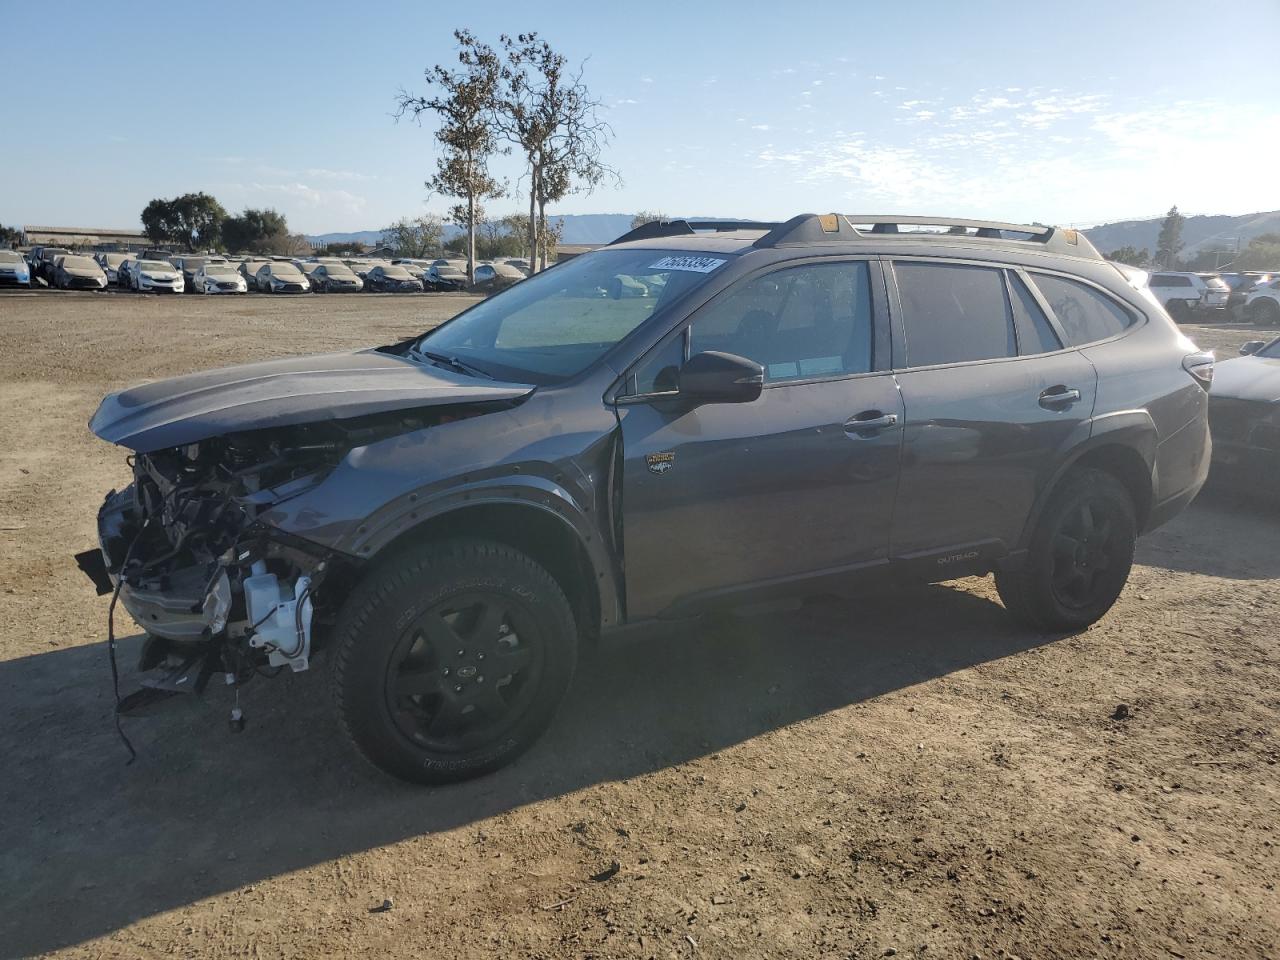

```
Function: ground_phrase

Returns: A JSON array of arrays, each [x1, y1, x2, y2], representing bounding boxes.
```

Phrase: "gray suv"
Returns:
[[80, 215, 1213, 784]]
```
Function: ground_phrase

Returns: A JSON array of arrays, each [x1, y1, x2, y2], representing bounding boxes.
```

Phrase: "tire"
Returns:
[[995, 467, 1137, 632], [1166, 299, 1191, 323], [331, 538, 578, 784], [1250, 299, 1280, 327]]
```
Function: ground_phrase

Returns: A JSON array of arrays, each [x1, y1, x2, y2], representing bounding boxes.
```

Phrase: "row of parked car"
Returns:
[[1141, 269, 1279, 325], [0, 246, 531, 296]]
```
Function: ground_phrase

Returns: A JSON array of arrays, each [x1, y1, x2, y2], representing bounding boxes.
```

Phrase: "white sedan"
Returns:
[[128, 259, 185, 293], [194, 262, 248, 294]]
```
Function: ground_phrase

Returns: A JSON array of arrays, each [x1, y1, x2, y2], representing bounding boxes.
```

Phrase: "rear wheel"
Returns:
[[996, 468, 1137, 632], [1250, 299, 1280, 327], [1166, 299, 1191, 322], [331, 538, 578, 784]]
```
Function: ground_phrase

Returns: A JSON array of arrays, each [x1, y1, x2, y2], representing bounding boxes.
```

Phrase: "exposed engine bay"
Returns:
[[86, 409, 461, 714]]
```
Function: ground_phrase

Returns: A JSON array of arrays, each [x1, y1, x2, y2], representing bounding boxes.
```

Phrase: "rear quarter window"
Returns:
[[1031, 274, 1135, 347]]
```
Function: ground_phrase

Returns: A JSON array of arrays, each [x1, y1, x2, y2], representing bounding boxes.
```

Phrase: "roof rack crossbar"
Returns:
[[755, 214, 1102, 260], [609, 219, 782, 245]]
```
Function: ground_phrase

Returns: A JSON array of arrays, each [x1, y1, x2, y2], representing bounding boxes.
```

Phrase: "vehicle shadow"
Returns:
[[1136, 480, 1280, 580], [0, 581, 1052, 957]]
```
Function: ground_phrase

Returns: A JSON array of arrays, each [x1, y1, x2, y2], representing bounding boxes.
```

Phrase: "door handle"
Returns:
[[844, 411, 899, 436], [1039, 386, 1082, 409]]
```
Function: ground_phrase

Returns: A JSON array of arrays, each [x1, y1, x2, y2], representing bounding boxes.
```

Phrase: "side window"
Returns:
[[893, 261, 1016, 367], [1008, 272, 1062, 355], [1031, 274, 1135, 347], [630, 333, 686, 395], [688, 261, 873, 382]]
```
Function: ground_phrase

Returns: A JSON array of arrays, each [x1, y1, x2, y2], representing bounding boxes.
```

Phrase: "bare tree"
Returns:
[[631, 211, 667, 230], [496, 33, 618, 273], [382, 214, 445, 258], [396, 30, 504, 284]]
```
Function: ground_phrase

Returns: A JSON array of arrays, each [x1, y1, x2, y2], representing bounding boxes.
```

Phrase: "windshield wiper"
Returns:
[[414, 347, 494, 380]]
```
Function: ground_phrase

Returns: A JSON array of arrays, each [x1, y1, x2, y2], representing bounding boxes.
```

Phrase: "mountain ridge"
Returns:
[[306, 210, 1280, 256]]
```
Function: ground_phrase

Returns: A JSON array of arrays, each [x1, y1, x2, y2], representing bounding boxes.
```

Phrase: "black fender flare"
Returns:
[[1011, 410, 1158, 556], [338, 473, 623, 631]]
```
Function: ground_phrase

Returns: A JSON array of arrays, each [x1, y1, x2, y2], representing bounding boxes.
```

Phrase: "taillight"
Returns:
[[1182, 351, 1214, 389]]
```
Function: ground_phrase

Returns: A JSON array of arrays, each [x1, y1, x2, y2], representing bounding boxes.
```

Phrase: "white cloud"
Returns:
[[614, 98, 639, 105], [304, 168, 376, 182], [751, 124, 771, 131]]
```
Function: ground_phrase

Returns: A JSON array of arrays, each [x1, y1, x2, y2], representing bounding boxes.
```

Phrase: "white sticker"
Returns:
[[648, 255, 727, 273]]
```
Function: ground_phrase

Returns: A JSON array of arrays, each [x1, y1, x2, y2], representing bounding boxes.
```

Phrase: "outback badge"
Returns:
[[645, 451, 675, 475]]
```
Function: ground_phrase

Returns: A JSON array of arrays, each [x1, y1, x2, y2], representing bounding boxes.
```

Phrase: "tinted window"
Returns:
[[1151, 274, 1191, 287], [894, 262, 1015, 367], [1032, 274, 1134, 346], [630, 332, 686, 395], [1008, 272, 1061, 354], [689, 260, 873, 382]]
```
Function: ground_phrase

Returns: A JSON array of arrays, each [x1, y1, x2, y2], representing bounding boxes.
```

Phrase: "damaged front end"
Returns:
[[83, 415, 420, 710]]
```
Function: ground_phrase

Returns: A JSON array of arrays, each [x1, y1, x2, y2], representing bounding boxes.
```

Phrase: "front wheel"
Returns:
[[331, 539, 578, 784], [996, 468, 1137, 632]]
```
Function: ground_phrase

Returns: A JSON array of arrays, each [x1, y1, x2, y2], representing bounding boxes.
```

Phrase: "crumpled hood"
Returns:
[[90, 348, 536, 452], [1211, 354, 1280, 403]]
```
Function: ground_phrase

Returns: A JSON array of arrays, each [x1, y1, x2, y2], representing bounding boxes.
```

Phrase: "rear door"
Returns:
[[886, 259, 1098, 563], [615, 258, 903, 618]]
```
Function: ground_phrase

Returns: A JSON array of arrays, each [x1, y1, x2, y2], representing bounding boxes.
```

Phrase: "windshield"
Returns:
[[139, 260, 172, 272], [416, 248, 731, 383], [205, 264, 237, 277], [269, 265, 303, 277], [326, 265, 357, 278], [62, 256, 98, 269], [103, 253, 128, 266], [0, 251, 23, 263], [381, 266, 412, 279]]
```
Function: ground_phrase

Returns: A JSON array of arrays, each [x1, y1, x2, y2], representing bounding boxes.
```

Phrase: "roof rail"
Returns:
[[755, 214, 1102, 260], [610, 219, 782, 245]]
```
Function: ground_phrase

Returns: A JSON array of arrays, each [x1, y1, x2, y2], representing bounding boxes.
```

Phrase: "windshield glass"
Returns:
[[0, 251, 23, 263], [269, 265, 303, 277], [62, 256, 98, 269], [205, 265, 237, 277], [1258, 339, 1280, 359], [416, 248, 731, 382], [326, 265, 357, 278], [381, 266, 412, 279], [139, 260, 172, 272], [103, 253, 128, 266]]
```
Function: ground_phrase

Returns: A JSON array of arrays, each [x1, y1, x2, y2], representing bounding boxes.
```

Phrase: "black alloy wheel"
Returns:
[[332, 538, 578, 784]]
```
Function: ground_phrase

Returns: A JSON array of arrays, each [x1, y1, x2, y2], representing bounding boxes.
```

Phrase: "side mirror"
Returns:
[[1240, 340, 1266, 356], [678, 351, 764, 404]]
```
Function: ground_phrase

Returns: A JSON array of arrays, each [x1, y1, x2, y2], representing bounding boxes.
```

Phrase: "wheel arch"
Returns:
[[366, 500, 616, 644], [1018, 415, 1157, 551]]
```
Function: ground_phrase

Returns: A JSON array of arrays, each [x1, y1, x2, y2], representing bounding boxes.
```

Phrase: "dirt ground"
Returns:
[[0, 290, 1276, 960]]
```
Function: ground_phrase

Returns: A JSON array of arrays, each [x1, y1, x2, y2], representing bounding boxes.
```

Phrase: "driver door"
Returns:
[[615, 258, 903, 619]]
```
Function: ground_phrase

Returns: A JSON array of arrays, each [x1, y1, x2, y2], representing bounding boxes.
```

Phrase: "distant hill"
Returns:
[[305, 214, 768, 248], [306, 214, 637, 249], [1083, 211, 1280, 259], [309, 210, 1280, 256]]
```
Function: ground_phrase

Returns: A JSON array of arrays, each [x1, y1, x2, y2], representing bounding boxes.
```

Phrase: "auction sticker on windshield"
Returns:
[[648, 256, 727, 273]]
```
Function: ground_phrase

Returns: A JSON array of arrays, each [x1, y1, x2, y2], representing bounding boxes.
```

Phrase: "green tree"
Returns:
[[1155, 205, 1185, 269], [221, 208, 291, 254], [396, 29, 505, 284], [381, 215, 445, 257], [139, 192, 227, 250], [1106, 245, 1149, 267], [631, 211, 666, 230], [1236, 233, 1280, 271], [318, 241, 368, 257], [0, 224, 21, 248]]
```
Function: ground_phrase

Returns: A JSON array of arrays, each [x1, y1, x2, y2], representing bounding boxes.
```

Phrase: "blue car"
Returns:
[[0, 250, 31, 287]]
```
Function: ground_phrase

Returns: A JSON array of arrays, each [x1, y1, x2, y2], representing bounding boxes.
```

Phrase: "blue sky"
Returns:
[[4, 0, 1278, 234]]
